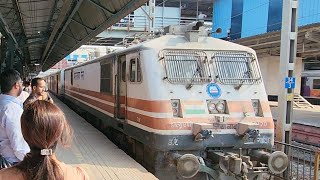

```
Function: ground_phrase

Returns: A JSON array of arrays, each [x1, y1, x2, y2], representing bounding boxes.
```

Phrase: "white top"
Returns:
[[198, 13, 207, 22], [0, 94, 30, 163], [17, 91, 29, 103]]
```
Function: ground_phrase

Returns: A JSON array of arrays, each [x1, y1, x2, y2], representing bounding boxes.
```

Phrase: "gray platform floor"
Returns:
[[52, 95, 158, 180], [270, 102, 320, 127]]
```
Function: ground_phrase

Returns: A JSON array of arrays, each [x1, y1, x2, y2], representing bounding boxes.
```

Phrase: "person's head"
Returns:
[[24, 81, 30, 87], [31, 77, 46, 96], [0, 69, 23, 96], [17, 101, 72, 180]]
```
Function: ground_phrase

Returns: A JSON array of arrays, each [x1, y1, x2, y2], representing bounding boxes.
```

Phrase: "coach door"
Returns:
[[56, 74, 59, 95], [116, 55, 127, 119]]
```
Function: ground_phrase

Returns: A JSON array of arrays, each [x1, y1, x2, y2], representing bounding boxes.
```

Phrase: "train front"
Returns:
[[153, 31, 288, 179]]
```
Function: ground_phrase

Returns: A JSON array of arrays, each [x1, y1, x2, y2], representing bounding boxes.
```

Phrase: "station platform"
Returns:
[[52, 95, 158, 180], [270, 101, 320, 127]]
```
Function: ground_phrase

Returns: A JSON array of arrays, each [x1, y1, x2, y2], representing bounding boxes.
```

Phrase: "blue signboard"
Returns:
[[206, 83, 222, 99], [285, 77, 296, 89], [66, 55, 71, 60]]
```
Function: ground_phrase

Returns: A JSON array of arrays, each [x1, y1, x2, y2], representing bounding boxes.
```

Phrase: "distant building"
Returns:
[[213, 0, 320, 40], [51, 59, 72, 69]]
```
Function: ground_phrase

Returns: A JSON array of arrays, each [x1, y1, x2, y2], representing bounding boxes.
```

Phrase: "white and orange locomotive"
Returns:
[[45, 23, 288, 180]]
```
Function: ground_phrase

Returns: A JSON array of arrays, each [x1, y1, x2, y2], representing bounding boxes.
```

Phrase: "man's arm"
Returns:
[[3, 108, 30, 161]]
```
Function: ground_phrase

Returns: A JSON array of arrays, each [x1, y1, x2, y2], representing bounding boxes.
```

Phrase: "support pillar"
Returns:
[[148, 0, 155, 33], [6, 40, 15, 69], [277, 0, 299, 178]]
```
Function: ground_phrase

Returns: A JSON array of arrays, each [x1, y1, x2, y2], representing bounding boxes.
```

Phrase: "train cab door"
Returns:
[[116, 55, 127, 119]]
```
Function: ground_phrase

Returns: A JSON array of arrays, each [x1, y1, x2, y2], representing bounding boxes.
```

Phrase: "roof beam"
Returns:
[[11, 0, 26, 38], [71, 18, 95, 31], [86, 0, 115, 15], [45, 0, 59, 34], [21, 38, 48, 48], [42, 0, 149, 71], [41, 0, 79, 62], [0, 11, 19, 50]]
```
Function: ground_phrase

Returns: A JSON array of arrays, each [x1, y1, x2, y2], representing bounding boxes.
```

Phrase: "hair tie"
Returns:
[[40, 149, 53, 156]]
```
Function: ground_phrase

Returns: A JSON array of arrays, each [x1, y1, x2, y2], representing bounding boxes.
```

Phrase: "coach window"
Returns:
[[101, 63, 112, 93], [313, 79, 320, 89], [121, 61, 126, 82], [71, 70, 73, 85], [130, 58, 142, 83]]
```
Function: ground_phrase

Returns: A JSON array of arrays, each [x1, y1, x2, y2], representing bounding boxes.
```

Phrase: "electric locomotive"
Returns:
[[45, 23, 288, 180]]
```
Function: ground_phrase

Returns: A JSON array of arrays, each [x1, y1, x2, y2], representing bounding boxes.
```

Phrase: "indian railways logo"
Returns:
[[206, 83, 221, 99]]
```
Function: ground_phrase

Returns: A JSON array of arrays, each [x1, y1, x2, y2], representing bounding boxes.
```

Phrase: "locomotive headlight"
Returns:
[[251, 99, 262, 117], [207, 103, 216, 112], [207, 100, 226, 114], [216, 101, 225, 113], [172, 101, 178, 108], [171, 99, 181, 118]]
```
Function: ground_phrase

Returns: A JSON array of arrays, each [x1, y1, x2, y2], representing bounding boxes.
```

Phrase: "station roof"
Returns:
[[233, 23, 320, 59], [0, 0, 148, 71]]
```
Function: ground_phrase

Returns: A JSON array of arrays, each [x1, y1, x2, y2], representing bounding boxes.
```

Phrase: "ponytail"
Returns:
[[18, 101, 73, 180], [16, 147, 63, 180]]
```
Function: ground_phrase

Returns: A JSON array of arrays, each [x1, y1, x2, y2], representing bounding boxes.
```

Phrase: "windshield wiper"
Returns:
[[186, 62, 203, 90]]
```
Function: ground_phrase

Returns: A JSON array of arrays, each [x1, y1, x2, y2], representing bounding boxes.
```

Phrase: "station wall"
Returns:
[[258, 56, 302, 96]]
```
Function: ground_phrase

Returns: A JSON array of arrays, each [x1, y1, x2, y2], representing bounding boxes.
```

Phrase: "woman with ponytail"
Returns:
[[0, 100, 89, 180]]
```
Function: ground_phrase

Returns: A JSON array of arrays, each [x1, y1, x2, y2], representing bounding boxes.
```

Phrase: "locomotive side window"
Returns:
[[137, 59, 141, 82], [130, 58, 142, 83], [121, 61, 126, 82], [100, 63, 112, 93], [130, 59, 136, 82]]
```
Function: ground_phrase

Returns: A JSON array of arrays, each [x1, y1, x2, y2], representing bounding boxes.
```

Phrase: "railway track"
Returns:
[[292, 123, 320, 147], [273, 119, 320, 147]]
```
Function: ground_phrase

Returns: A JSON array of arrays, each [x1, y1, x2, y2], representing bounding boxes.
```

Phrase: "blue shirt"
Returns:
[[0, 94, 30, 162]]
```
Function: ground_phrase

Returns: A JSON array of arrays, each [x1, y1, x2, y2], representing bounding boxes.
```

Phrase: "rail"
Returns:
[[268, 141, 320, 180]]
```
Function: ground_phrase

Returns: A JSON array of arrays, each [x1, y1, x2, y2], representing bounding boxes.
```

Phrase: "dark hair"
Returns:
[[0, 69, 21, 93], [16, 101, 73, 180], [25, 81, 31, 86], [31, 77, 45, 88], [23, 81, 30, 87]]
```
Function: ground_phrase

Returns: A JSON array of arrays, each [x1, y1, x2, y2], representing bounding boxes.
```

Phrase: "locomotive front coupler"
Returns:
[[207, 149, 254, 179]]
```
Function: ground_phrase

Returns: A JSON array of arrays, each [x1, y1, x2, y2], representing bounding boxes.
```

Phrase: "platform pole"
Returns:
[[277, 0, 299, 179], [5, 40, 15, 69], [148, 0, 155, 33]]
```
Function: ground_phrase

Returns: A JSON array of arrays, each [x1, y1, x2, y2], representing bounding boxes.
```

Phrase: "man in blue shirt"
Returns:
[[0, 69, 30, 164]]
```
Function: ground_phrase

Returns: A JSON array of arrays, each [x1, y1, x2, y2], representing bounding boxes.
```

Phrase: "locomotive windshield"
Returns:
[[161, 50, 261, 85], [161, 50, 211, 84], [212, 51, 262, 85]]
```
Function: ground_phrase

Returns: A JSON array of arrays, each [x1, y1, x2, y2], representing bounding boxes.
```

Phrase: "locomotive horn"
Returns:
[[250, 150, 289, 174]]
